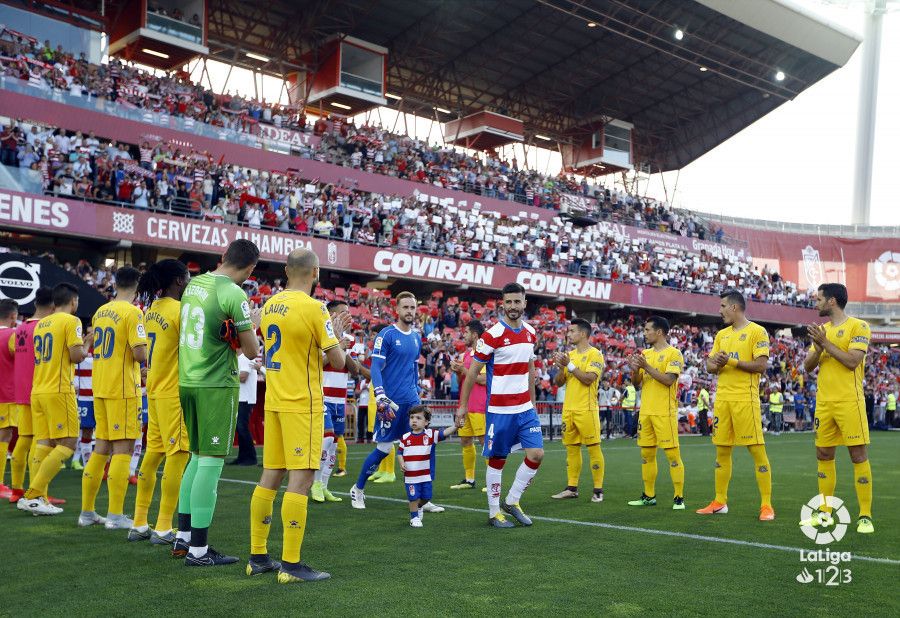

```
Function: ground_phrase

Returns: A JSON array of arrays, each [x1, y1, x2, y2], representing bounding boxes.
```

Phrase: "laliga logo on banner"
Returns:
[[0, 261, 41, 305], [872, 251, 900, 293]]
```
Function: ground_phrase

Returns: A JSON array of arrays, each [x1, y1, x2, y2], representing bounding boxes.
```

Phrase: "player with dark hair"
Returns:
[[449, 320, 488, 490], [801, 283, 874, 534], [127, 259, 192, 544], [79, 266, 148, 529], [397, 405, 457, 527], [457, 282, 543, 528], [174, 239, 261, 566], [551, 318, 606, 503], [0, 299, 19, 499], [627, 316, 686, 509], [19, 283, 88, 515], [7, 287, 55, 505], [697, 291, 775, 521]]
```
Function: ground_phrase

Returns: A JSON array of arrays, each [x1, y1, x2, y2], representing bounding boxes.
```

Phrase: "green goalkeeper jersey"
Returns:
[[178, 272, 253, 388]]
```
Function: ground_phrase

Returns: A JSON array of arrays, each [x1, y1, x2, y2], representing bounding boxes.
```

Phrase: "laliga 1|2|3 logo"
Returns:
[[795, 495, 852, 587]]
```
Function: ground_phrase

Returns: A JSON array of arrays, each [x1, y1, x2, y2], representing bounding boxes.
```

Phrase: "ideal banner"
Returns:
[[722, 223, 900, 303], [0, 190, 816, 324], [0, 251, 107, 318]]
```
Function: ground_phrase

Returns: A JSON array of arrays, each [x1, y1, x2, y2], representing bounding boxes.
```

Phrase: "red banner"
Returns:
[[0, 190, 816, 324], [722, 223, 900, 303]]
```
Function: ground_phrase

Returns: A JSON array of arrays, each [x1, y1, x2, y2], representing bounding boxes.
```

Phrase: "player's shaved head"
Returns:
[[286, 248, 319, 277]]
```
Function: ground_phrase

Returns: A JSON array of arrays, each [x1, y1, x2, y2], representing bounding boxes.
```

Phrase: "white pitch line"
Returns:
[[218, 476, 899, 567]]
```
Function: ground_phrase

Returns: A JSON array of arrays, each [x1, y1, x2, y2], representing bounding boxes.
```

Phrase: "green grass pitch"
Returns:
[[4, 432, 899, 616]]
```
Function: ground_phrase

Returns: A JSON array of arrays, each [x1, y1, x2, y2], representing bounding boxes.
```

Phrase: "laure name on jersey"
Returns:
[[264, 302, 289, 317], [144, 310, 170, 330], [94, 308, 123, 323]]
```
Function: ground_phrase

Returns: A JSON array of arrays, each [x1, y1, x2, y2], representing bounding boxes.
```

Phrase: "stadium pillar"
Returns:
[[851, 0, 886, 226]]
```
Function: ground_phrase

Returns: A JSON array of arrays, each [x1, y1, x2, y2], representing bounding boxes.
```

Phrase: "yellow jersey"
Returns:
[[262, 290, 340, 412], [711, 321, 769, 402], [32, 312, 83, 395], [812, 316, 869, 402], [562, 346, 604, 412], [144, 297, 181, 399], [638, 346, 683, 416], [91, 300, 147, 399]]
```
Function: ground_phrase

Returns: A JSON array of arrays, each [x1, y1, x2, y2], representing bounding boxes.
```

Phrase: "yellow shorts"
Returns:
[[95, 397, 141, 441], [815, 400, 869, 447], [147, 396, 190, 455], [367, 397, 376, 433], [562, 409, 602, 445], [459, 412, 486, 438], [712, 400, 764, 446], [637, 414, 679, 449], [17, 404, 34, 436], [0, 402, 15, 429], [263, 408, 323, 470], [31, 393, 78, 440]]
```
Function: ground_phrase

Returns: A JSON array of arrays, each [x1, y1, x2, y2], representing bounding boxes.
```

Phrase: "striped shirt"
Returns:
[[474, 320, 536, 415], [323, 362, 349, 404], [398, 428, 446, 484], [75, 355, 93, 400]]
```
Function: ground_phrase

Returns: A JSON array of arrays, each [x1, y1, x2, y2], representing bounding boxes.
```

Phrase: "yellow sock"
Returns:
[[641, 447, 657, 497], [714, 446, 733, 504], [10, 435, 32, 489], [336, 436, 347, 470], [81, 453, 109, 512], [748, 445, 772, 508], [853, 460, 873, 518], [24, 446, 73, 499], [380, 446, 395, 475], [587, 443, 605, 490], [462, 443, 477, 481], [27, 441, 40, 483], [107, 453, 131, 516], [250, 485, 278, 555], [817, 459, 837, 513], [0, 441, 9, 485], [156, 451, 189, 531], [565, 445, 582, 488], [133, 450, 164, 528], [32, 443, 53, 481], [281, 491, 308, 563], [664, 447, 685, 498]]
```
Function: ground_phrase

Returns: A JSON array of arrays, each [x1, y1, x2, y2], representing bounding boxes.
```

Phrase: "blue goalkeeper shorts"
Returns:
[[374, 400, 417, 443], [78, 399, 95, 430]]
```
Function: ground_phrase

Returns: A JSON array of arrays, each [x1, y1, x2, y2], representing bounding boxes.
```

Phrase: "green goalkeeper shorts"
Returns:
[[180, 386, 239, 456]]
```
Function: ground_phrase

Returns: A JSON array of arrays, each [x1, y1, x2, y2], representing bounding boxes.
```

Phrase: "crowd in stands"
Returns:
[[7, 246, 897, 428], [0, 30, 718, 237], [0, 116, 811, 307]]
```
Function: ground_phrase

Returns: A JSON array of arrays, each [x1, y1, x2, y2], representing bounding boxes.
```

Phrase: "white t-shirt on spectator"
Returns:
[[238, 354, 258, 404]]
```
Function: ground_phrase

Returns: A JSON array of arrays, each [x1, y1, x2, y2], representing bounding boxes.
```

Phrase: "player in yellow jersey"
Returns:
[[801, 283, 874, 534], [127, 259, 192, 544], [79, 267, 148, 530], [550, 319, 606, 503], [697, 291, 775, 521], [18, 283, 88, 516], [248, 248, 351, 583], [626, 316, 686, 510]]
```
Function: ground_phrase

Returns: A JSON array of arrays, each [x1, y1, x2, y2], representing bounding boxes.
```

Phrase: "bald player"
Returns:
[[248, 249, 351, 583]]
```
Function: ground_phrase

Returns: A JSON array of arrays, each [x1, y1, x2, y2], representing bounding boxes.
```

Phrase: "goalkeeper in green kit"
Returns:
[[173, 239, 262, 566]]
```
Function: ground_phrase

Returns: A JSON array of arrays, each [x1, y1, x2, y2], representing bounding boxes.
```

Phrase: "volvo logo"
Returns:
[[0, 261, 41, 305]]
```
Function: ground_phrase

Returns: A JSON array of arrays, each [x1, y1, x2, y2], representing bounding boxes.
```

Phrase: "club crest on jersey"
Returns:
[[423, 436, 430, 446], [837, 330, 844, 338], [739, 333, 747, 341]]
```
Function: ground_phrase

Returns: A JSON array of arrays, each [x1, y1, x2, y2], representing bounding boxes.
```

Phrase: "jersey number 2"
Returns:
[[265, 324, 282, 370]]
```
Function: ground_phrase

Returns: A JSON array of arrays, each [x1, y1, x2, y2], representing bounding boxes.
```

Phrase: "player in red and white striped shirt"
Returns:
[[457, 283, 544, 529], [73, 328, 96, 470], [397, 405, 457, 528]]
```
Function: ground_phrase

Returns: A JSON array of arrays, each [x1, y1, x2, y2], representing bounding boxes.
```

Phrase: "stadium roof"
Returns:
[[206, 0, 860, 172]]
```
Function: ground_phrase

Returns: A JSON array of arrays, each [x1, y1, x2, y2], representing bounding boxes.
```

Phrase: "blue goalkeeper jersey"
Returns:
[[370, 324, 421, 405]]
